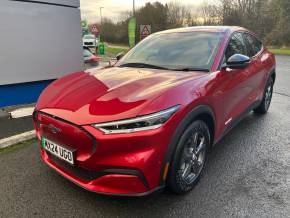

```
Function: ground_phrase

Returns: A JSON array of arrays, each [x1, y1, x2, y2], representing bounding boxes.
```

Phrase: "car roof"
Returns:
[[156, 26, 247, 35]]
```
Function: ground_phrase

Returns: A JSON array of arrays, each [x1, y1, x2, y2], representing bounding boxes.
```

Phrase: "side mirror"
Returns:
[[116, 52, 125, 61], [223, 54, 250, 69]]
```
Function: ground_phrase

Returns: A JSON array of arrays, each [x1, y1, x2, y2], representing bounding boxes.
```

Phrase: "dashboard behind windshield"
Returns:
[[118, 31, 223, 71]]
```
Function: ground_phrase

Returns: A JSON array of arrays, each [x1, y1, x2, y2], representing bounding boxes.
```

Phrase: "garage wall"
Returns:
[[0, 0, 82, 85], [18, 0, 80, 7]]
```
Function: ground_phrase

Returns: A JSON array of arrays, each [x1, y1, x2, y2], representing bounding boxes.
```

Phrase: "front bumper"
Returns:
[[42, 149, 164, 196], [41, 149, 165, 196], [36, 112, 178, 196]]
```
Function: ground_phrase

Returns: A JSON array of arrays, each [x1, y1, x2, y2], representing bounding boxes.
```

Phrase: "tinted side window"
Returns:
[[244, 33, 263, 57], [225, 32, 248, 60]]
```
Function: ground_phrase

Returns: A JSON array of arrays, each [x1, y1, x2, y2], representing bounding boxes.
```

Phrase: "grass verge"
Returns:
[[105, 46, 290, 56], [269, 48, 290, 56], [106, 46, 129, 56], [0, 138, 37, 155], [106, 46, 290, 55]]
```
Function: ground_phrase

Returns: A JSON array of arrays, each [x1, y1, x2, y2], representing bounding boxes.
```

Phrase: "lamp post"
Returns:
[[100, 7, 104, 25], [99, 7, 104, 42], [133, 0, 135, 16]]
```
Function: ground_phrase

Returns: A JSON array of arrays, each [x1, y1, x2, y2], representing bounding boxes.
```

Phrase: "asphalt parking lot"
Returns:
[[1, 55, 290, 218]]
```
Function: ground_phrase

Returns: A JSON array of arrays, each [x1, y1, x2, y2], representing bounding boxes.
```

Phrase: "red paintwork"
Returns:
[[91, 54, 100, 62], [34, 26, 276, 196]]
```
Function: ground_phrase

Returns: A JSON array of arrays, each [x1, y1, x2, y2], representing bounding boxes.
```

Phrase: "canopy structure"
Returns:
[[0, 0, 82, 107], [26, 0, 80, 7]]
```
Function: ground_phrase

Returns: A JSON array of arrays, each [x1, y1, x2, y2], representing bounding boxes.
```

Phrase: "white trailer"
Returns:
[[0, 0, 82, 107]]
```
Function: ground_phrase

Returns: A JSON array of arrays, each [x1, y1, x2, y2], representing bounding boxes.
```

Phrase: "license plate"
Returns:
[[42, 138, 75, 165]]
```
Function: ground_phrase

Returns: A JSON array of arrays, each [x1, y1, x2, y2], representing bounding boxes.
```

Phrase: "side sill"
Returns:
[[213, 100, 261, 145]]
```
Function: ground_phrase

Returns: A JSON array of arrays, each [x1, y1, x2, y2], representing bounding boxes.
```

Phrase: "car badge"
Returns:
[[47, 124, 62, 134]]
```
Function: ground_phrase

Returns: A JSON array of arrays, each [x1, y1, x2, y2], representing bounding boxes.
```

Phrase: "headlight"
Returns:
[[93, 105, 180, 134]]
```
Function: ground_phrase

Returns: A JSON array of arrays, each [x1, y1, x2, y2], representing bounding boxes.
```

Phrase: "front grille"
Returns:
[[47, 153, 149, 188], [48, 153, 100, 181], [39, 111, 97, 156]]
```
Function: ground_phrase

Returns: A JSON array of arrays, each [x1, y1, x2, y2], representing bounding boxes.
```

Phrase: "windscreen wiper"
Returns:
[[172, 67, 210, 72], [119, 62, 169, 70]]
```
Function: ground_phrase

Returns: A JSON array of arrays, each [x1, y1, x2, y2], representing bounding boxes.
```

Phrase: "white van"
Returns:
[[83, 34, 99, 48]]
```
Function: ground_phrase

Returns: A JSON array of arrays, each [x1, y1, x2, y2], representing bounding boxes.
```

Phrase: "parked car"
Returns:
[[33, 26, 275, 196], [82, 34, 98, 48], [83, 47, 100, 68]]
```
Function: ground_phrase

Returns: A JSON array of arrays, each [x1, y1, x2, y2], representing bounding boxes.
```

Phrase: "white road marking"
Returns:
[[0, 130, 36, 149], [10, 107, 35, 119]]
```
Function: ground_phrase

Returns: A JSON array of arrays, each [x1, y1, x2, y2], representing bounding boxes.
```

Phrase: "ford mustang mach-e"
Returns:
[[33, 26, 276, 196]]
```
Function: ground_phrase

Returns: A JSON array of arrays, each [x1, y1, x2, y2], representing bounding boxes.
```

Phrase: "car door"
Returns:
[[242, 32, 267, 101], [217, 32, 253, 129]]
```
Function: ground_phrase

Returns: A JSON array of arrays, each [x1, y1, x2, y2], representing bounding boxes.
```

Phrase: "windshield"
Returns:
[[83, 35, 95, 39], [118, 32, 223, 71]]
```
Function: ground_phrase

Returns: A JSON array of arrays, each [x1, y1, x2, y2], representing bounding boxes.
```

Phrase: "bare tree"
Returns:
[[88, 0, 290, 47], [201, 2, 221, 25], [167, 2, 192, 28]]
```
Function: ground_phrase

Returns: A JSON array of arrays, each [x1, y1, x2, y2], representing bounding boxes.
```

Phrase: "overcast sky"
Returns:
[[80, 0, 205, 23]]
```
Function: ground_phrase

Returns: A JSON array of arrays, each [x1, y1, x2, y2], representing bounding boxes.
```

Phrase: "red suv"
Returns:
[[33, 26, 276, 196]]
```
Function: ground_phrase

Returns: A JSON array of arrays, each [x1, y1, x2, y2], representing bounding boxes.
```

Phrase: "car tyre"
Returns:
[[168, 120, 210, 194], [254, 77, 274, 114]]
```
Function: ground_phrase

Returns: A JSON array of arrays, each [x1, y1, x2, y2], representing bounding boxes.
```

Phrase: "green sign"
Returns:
[[81, 20, 89, 37], [128, 17, 136, 48], [82, 29, 89, 37], [99, 43, 105, 55], [81, 20, 88, 28]]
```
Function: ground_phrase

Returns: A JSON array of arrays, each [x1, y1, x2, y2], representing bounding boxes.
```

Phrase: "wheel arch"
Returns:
[[160, 104, 216, 186], [270, 69, 276, 84]]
